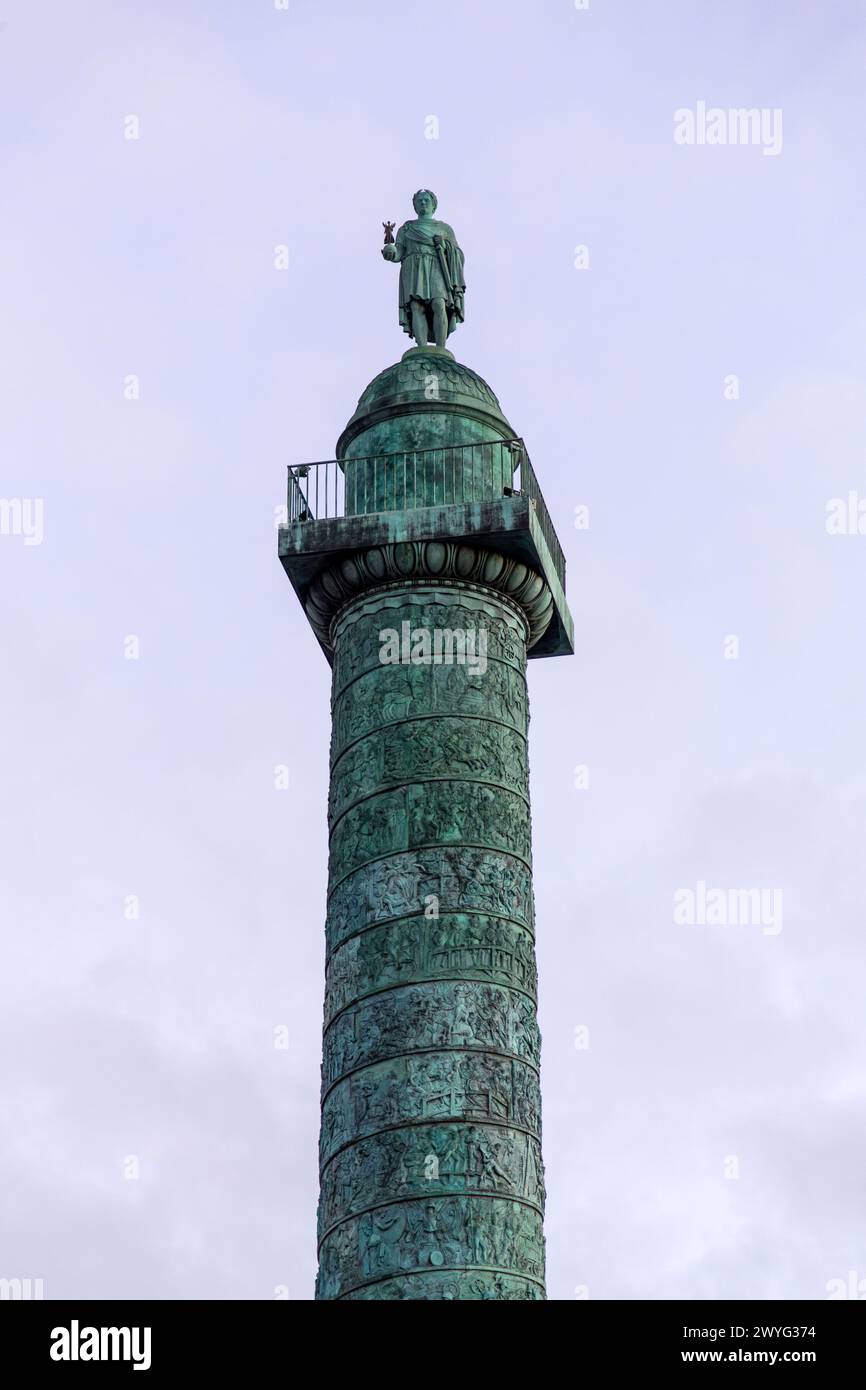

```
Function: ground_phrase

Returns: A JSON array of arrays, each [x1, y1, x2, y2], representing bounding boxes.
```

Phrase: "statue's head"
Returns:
[[412, 188, 437, 215]]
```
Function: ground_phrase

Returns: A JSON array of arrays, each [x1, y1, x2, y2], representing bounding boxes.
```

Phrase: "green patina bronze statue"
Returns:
[[381, 190, 466, 349]]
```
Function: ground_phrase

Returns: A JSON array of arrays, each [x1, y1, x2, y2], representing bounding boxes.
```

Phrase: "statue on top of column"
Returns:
[[381, 190, 466, 350]]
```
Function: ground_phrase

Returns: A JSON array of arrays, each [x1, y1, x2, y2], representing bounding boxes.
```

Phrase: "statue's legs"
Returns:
[[409, 297, 448, 349], [410, 301, 429, 348], [431, 296, 448, 349]]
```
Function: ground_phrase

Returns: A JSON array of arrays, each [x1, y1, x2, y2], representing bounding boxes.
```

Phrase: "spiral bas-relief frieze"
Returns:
[[315, 572, 548, 1300]]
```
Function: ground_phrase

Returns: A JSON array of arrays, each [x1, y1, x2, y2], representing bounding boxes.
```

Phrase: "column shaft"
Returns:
[[315, 577, 546, 1301]]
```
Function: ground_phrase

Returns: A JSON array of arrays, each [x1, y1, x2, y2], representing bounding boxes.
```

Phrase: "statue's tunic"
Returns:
[[395, 218, 465, 339]]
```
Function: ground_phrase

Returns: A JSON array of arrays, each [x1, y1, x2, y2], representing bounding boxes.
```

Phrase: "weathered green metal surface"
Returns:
[[280, 351, 575, 662], [316, 584, 545, 1300], [338, 351, 513, 461]]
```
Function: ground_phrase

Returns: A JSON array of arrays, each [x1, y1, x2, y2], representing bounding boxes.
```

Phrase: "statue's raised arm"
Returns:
[[381, 189, 465, 350]]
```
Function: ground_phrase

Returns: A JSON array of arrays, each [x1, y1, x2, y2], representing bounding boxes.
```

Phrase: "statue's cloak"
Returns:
[[395, 218, 466, 339]]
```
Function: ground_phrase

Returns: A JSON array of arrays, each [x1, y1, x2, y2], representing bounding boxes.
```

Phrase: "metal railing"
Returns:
[[286, 437, 565, 587]]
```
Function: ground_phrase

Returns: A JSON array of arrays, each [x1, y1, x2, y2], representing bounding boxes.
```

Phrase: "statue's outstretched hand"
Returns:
[[381, 245, 398, 261]]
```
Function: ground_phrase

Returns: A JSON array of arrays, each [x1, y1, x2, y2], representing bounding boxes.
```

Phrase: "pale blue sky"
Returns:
[[2, 0, 865, 1299]]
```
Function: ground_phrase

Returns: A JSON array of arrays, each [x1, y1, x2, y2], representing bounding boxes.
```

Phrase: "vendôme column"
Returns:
[[278, 194, 573, 1300]]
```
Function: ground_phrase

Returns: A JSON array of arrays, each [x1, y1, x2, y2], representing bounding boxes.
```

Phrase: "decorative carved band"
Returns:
[[304, 541, 554, 653], [316, 1194, 545, 1300], [339, 1269, 545, 1301]]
